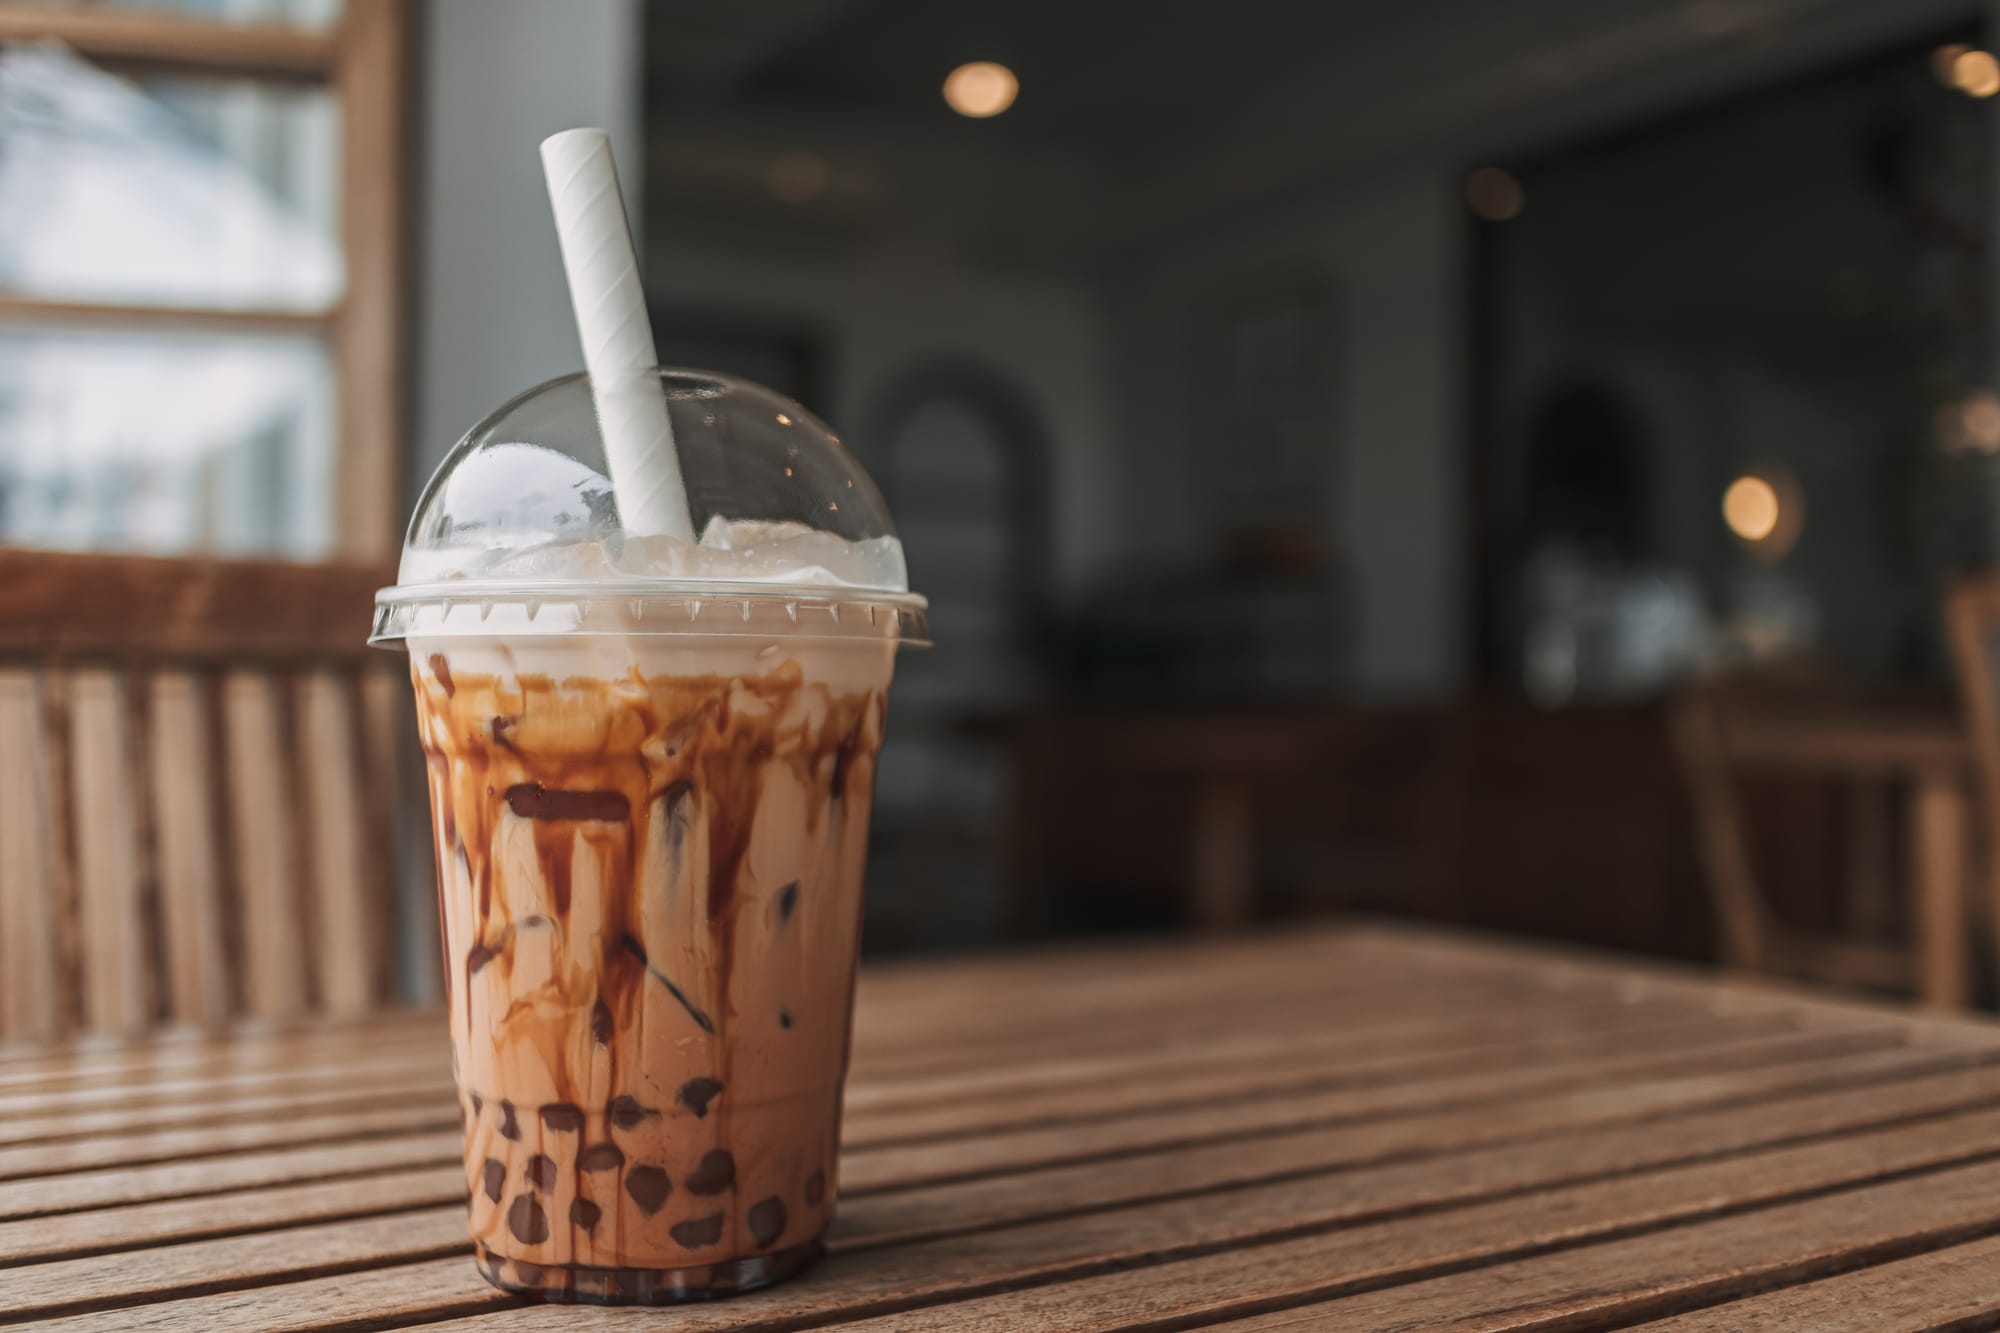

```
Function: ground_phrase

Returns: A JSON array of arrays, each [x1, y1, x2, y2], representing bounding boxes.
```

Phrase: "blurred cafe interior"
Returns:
[[13, 0, 2000, 1036]]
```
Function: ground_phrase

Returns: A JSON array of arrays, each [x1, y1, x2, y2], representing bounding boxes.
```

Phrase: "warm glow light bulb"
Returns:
[[1723, 475, 1781, 543], [1954, 49, 2000, 98], [1965, 390, 2000, 454], [944, 62, 1018, 118]]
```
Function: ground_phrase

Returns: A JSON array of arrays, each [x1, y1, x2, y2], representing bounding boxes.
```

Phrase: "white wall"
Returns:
[[1117, 164, 1468, 697], [641, 235, 1119, 597], [411, 0, 643, 490]]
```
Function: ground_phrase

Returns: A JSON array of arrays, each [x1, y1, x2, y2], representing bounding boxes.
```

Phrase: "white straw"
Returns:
[[539, 128, 695, 541]]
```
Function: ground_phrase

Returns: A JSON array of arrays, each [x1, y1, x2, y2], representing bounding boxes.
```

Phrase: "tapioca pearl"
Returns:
[[497, 1101, 521, 1140], [607, 1095, 657, 1130], [747, 1196, 788, 1248], [481, 1158, 505, 1203], [625, 1165, 672, 1214], [669, 1212, 724, 1248], [676, 1077, 723, 1117], [570, 1198, 602, 1232], [525, 1154, 558, 1190], [578, 1141, 624, 1171], [684, 1149, 735, 1195], [539, 1102, 584, 1132], [507, 1195, 550, 1245], [514, 1261, 544, 1287]]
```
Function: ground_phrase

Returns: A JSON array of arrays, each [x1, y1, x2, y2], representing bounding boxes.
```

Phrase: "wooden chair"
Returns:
[[0, 550, 437, 1041], [1946, 575, 2000, 991], [1670, 675, 1973, 1006], [1003, 707, 1464, 935]]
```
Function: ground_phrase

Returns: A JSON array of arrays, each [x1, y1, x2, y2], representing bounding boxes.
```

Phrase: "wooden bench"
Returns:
[[0, 550, 433, 1039]]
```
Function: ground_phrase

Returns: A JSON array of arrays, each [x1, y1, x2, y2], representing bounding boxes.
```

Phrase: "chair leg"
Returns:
[[1670, 695, 1770, 974], [1911, 772, 1972, 1009], [1191, 781, 1255, 931]]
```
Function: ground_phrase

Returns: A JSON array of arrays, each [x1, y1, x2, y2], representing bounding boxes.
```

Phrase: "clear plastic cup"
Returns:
[[371, 370, 926, 1303]]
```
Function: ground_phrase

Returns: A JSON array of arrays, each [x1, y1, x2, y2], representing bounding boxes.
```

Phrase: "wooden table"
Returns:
[[11, 923, 2000, 1330]]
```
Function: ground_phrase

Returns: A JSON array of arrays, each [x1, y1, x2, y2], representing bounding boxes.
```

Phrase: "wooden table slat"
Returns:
[[1618, 1232, 2000, 1331]]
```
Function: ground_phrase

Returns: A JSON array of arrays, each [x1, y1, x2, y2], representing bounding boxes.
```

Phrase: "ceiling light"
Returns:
[[944, 62, 1018, 118], [1723, 467, 1803, 560], [1954, 49, 2000, 98], [1722, 476, 1779, 542]]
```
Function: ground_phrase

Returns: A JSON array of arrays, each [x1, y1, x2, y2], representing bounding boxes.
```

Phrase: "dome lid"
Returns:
[[371, 369, 926, 646]]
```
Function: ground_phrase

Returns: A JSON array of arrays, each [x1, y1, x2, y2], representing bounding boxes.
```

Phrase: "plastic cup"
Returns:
[[372, 370, 926, 1302]]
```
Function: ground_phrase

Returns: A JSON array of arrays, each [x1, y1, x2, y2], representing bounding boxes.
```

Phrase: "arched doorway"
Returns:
[[860, 360, 1051, 948]]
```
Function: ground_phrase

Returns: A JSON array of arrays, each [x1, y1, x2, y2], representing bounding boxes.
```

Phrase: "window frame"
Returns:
[[0, 0, 412, 564]]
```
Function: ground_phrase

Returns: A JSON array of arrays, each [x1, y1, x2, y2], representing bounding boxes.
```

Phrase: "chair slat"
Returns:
[[298, 670, 373, 1016], [148, 671, 230, 1027], [2, 556, 424, 1044], [0, 670, 59, 1041], [66, 668, 150, 1033], [222, 670, 306, 1019], [363, 664, 437, 1004]]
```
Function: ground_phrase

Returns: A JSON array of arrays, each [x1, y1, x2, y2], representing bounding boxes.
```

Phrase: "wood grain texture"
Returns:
[[334, 0, 412, 562], [359, 664, 420, 1003], [0, 294, 332, 333], [0, 7, 334, 79], [9, 926, 2000, 1331], [0, 551, 388, 665], [0, 1128, 462, 1222], [1911, 770, 1973, 1008], [65, 669, 150, 1034], [220, 671, 306, 1019], [147, 671, 229, 1027], [0, 670, 58, 1041], [295, 671, 373, 1015], [1623, 1233, 2000, 1331], [1946, 575, 2000, 1017]]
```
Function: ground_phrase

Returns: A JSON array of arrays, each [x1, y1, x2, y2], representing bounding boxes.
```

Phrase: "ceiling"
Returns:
[[641, 0, 1979, 261]]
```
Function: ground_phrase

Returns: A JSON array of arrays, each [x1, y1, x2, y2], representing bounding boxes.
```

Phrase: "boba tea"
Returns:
[[372, 124, 924, 1307], [378, 381, 925, 1301]]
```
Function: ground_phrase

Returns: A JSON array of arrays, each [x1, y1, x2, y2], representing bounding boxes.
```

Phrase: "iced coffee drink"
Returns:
[[374, 370, 926, 1301]]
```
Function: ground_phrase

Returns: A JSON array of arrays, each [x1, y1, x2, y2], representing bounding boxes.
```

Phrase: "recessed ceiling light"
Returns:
[[1722, 468, 1803, 559], [944, 61, 1018, 118], [1722, 475, 1779, 542]]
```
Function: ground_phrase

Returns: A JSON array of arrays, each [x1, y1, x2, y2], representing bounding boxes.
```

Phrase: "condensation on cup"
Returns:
[[370, 369, 927, 1303]]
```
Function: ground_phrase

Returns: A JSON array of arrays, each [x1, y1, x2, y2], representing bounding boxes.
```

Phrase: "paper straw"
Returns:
[[539, 128, 695, 541]]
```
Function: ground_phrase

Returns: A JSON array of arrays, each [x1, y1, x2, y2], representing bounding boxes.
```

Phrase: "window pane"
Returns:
[[0, 323, 335, 559], [6, 0, 340, 31], [0, 45, 342, 309]]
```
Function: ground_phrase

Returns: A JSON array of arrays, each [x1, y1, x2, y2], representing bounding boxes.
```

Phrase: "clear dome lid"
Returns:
[[371, 369, 926, 647]]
